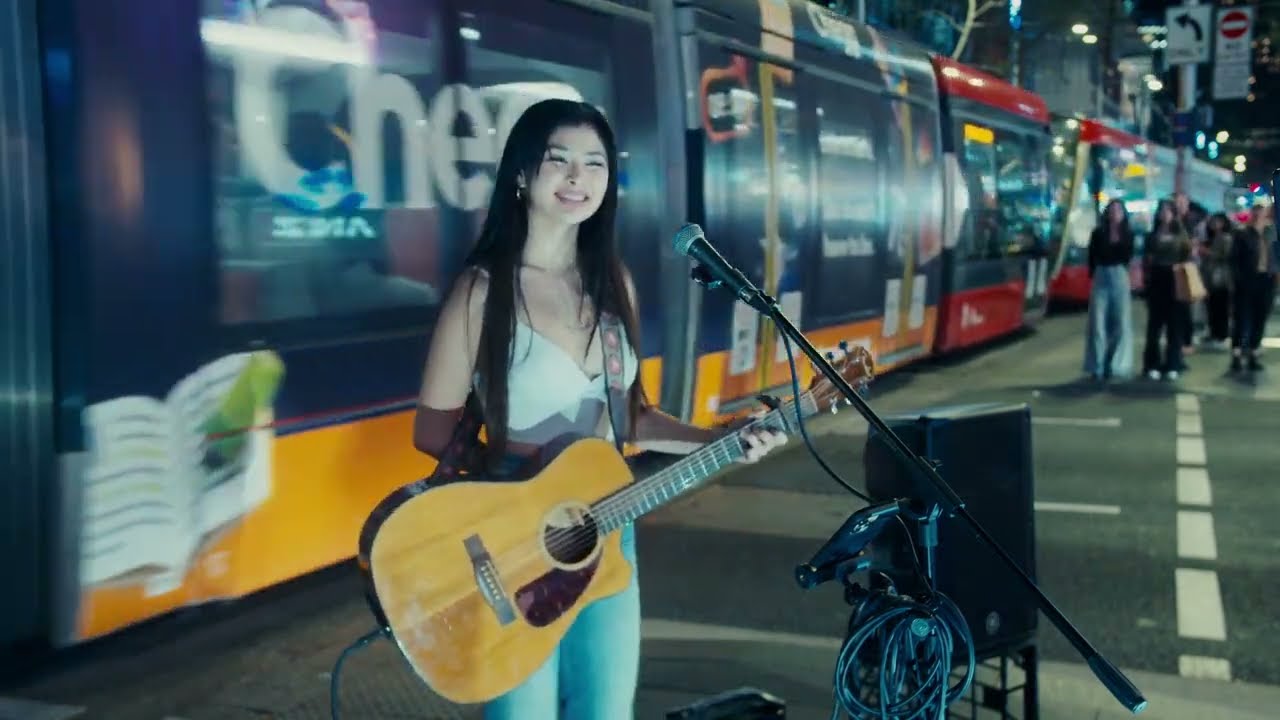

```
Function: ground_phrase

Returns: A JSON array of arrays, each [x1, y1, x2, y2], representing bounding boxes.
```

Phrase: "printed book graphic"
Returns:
[[79, 350, 285, 596]]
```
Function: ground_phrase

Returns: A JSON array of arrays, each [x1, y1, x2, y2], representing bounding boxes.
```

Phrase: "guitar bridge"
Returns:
[[464, 534, 516, 626]]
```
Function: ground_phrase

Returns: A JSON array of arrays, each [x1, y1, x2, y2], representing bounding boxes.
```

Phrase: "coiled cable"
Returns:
[[829, 575, 975, 720]]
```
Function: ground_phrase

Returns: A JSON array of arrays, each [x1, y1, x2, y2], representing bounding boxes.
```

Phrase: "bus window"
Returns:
[[204, 1, 446, 332]]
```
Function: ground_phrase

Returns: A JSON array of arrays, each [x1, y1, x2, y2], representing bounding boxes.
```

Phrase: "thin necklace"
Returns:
[[521, 265, 593, 330]]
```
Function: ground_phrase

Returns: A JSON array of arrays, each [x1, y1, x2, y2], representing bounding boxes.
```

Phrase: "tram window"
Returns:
[[204, 1, 446, 331], [994, 129, 1051, 256], [807, 75, 889, 325], [959, 123, 1001, 260], [455, 3, 663, 348], [456, 5, 615, 241], [816, 108, 882, 253], [698, 49, 806, 300]]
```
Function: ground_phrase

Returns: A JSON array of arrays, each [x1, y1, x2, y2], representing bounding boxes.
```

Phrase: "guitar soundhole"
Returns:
[[540, 503, 601, 568]]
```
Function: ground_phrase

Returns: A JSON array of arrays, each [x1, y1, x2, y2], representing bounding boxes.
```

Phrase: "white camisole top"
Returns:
[[499, 320, 638, 446]]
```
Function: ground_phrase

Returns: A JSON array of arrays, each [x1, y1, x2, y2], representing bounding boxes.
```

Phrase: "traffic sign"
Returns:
[[1166, 5, 1212, 65], [1213, 60, 1252, 101], [1214, 6, 1254, 66]]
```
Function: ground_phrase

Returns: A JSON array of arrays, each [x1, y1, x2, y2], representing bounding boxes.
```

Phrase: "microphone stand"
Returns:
[[692, 265, 1148, 715]]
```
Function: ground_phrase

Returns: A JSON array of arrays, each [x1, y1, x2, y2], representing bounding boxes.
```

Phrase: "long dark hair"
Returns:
[[461, 98, 641, 466], [1206, 211, 1231, 239], [1100, 199, 1131, 238], [1153, 198, 1185, 236]]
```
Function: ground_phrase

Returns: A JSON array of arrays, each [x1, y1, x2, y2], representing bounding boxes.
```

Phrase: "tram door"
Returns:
[[698, 54, 811, 419]]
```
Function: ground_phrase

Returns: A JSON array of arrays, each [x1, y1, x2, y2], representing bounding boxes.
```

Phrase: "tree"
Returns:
[[924, 0, 1007, 59], [821, 0, 1002, 60], [821, 0, 1089, 77]]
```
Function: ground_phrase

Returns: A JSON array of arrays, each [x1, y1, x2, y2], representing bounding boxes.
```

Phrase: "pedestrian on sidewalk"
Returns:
[[1174, 194, 1205, 355], [1142, 199, 1192, 381], [1199, 212, 1235, 347], [1228, 201, 1278, 373], [1083, 199, 1135, 381]]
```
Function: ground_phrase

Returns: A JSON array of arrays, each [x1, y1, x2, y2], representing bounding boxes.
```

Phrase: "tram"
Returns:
[[1046, 116, 1234, 304], [3, 0, 1059, 654]]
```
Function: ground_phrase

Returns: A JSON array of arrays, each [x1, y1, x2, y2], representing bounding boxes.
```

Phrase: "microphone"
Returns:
[[672, 223, 770, 311], [794, 499, 904, 590]]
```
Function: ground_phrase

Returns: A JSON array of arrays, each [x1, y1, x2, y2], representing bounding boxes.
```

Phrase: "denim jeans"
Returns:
[[481, 522, 640, 720], [1083, 264, 1135, 378]]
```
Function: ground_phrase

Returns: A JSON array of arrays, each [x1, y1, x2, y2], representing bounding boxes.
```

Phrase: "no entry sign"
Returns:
[[1213, 6, 1255, 100], [1220, 10, 1249, 40], [1214, 6, 1254, 66]]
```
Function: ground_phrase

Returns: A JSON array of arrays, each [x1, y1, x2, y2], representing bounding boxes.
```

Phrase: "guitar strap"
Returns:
[[429, 391, 484, 480], [599, 311, 629, 455], [426, 312, 629, 481]]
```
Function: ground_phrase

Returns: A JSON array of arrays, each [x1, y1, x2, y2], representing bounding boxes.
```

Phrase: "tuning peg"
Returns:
[[838, 340, 848, 350], [826, 351, 835, 361]]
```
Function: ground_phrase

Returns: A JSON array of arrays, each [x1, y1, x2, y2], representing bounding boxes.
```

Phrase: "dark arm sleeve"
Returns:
[[1087, 229, 1100, 278], [1230, 229, 1251, 277], [1121, 230, 1135, 264], [413, 404, 484, 469]]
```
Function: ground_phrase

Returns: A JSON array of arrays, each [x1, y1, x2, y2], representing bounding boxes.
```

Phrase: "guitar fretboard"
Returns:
[[592, 392, 818, 533]]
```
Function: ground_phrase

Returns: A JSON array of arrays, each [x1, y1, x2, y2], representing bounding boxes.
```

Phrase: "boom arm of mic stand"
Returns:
[[758, 295, 1148, 715]]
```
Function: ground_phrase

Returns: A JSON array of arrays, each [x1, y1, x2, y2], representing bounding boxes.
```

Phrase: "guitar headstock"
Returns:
[[807, 341, 875, 415]]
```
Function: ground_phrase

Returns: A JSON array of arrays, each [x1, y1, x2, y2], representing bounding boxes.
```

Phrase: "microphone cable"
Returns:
[[775, 328, 975, 719], [330, 626, 385, 720], [829, 573, 975, 719], [775, 329, 871, 504]]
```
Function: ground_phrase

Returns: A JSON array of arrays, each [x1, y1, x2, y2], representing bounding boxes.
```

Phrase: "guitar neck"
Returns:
[[592, 390, 819, 533]]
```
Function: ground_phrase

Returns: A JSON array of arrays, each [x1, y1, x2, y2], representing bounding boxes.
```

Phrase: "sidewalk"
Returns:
[[638, 620, 1280, 720], [1159, 301, 1280, 402]]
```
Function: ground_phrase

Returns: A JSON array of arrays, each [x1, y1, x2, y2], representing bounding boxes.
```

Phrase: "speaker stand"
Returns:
[[950, 642, 1039, 720]]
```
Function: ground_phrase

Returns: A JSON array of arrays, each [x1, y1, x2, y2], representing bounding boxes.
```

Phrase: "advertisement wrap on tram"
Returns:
[[17, 0, 1082, 652]]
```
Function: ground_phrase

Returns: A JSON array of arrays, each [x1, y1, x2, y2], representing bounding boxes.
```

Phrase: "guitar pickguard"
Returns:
[[513, 557, 600, 627]]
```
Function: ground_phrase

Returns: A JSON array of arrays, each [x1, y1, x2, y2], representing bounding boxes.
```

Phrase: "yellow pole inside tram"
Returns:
[[756, 61, 781, 392], [1051, 140, 1093, 280], [897, 90, 917, 346]]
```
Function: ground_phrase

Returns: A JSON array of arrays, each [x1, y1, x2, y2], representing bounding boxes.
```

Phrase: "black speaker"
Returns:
[[863, 402, 1037, 659]]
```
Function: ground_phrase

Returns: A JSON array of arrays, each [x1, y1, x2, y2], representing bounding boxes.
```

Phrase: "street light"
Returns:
[[1082, 34, 1098, 45], [1147, 78, 1164, 91], [1072, 23, 1089, 35], [1216, 130, 1229, 143]]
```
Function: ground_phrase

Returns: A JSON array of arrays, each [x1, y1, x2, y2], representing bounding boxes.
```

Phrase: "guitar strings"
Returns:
[[377, 391, 833, 618], [518, 392, 812, 564], [534, 391, 812, 558], [376, 431, 750, 615]]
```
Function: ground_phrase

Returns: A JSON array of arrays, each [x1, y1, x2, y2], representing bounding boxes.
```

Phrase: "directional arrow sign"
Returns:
[[1166, 5, 1212, 65], [1177, 12, 1204, 42]]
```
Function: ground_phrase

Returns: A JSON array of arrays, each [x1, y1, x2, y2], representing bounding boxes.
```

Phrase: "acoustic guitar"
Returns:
[[357, 344, 874, 704]]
